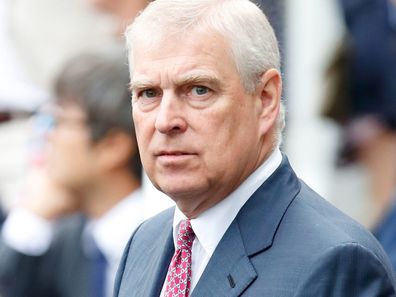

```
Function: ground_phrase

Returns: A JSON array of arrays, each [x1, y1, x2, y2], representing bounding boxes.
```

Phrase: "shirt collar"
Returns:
[[172, 148, 282, 256]]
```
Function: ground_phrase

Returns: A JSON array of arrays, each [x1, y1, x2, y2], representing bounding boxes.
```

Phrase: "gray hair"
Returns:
[[125, 0, 285, 145]]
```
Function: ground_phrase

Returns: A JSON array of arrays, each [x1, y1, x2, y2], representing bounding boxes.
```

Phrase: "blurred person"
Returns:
[[0, 48, 146, 297], [114, 0, 396, 296], [323, 0, 396, 225]]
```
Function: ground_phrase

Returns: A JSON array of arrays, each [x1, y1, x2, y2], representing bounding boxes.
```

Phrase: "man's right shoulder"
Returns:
[[128, 206, 174, 249], [114, 206, 175, 296]]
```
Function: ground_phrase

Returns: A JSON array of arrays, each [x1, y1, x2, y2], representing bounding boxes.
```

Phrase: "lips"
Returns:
[[155, 150, 197, 164], [156, 151, 192, 156]]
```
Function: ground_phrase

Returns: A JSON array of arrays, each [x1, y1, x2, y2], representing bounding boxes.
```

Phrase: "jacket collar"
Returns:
[[141, 212, 175, 297], [238, 154, 301, 256], [191, 155, 301, 296]]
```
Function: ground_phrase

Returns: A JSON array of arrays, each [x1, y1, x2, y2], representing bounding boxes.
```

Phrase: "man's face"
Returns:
[[131, 30, 277, 217], [46, 103, 98, 191]]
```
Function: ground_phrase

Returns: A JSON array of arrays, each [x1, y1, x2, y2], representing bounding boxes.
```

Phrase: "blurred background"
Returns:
[[0, 0, 395, 229]]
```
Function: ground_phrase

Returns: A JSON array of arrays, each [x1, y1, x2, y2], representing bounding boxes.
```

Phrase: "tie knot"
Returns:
[[176, 219, 195, 250]]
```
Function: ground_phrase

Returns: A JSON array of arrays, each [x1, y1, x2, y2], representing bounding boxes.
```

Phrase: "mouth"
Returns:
[[155, 150, 197, 164], [156, 151, 194, 156]]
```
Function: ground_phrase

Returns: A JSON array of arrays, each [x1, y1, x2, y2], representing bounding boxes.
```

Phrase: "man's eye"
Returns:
[[191, 86, 209, 96], [141, 89, 158, 99]]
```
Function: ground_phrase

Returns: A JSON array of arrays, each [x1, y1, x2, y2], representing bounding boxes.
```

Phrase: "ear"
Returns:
[[255, 68, 282, 135], [95, 130, 136, 172]]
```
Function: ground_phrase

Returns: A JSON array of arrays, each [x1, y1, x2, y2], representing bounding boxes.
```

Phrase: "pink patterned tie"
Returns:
[[164, 219, 195, 297]]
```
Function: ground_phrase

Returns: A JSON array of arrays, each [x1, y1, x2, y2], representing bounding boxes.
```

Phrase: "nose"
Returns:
[[154, 93, 187, 135]]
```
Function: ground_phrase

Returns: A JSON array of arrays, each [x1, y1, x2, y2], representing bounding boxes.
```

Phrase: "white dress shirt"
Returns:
[[160, 148, 282, 296], [2, 189, 148, 297]]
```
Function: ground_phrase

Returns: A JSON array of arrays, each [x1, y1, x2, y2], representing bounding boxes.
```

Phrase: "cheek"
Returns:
[[202, 108, 246, 144], [133, 109, 156, 142], [201, 107, 257, 160], [196, 116, 236, 168], [133, 125, 149, 161], [50, 135, 90, 167], [132, 111, 146, 140]]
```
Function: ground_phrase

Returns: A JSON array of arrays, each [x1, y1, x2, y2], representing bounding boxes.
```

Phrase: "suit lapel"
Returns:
[[191, 156, 301, 296], [190, 221, 257, 297], [137, 213, 175, 297], [146, 230, 174, 297], [237, 155, 301, 256]]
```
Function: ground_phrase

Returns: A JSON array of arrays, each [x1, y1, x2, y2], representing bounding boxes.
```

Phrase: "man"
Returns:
[[114, 0, 396, 296], [0, 49, 147, 297]]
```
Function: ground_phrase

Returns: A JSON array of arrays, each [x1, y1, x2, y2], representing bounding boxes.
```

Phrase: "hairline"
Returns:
[[125, 0, 284, 145]]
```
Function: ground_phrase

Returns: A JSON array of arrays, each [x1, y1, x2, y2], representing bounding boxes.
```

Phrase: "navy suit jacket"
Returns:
[[114, 157, 396, 296], [0, 215, 92, 297]]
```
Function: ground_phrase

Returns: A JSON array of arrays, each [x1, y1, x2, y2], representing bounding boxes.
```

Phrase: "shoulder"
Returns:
[[50, 214, 86, 251], [129, 206, 174, 244], [290, 182, 379, 244], [293, 241, 396, 296], [244, 179, 396, 294], [114, 207, 174, 295], [281, 181, 395, 279], [117, 205, 174, 258], [285, 181, 384, 252]]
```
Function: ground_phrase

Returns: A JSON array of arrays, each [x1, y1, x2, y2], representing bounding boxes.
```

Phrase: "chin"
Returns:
[[157, 184, 188, 198], [157, 179, 206, 201]]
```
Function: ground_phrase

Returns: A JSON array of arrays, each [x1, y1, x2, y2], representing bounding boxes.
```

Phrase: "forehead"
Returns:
[[130, 30, 237, 84]]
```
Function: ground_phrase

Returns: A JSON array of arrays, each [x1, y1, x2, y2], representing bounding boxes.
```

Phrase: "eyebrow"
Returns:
[[129, 73, 222, 92], [129, 78, 155, 92], [175, 73, 222, 89]]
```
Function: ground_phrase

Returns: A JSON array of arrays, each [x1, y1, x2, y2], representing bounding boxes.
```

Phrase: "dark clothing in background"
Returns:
[[322, 0, 396, 165], [340, 0, 396, 128], [0, 215, 92, 297]]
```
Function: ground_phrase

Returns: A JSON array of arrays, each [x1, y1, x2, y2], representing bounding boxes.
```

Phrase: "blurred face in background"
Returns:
[[46, 102, 98, 191]]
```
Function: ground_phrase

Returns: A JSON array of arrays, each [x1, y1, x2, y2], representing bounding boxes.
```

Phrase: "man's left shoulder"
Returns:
[[291, 181, 381, 248], [282, 181, 394, 274], [254, 181, 396, 295]]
